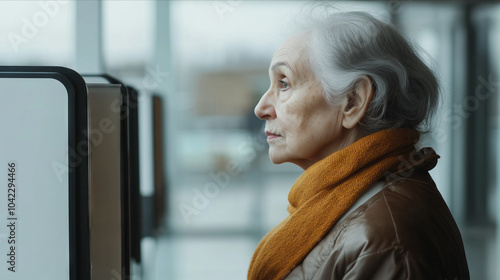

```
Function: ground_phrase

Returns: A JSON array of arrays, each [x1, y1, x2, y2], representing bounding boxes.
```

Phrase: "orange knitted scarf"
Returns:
[[248, 128, 439, 279]]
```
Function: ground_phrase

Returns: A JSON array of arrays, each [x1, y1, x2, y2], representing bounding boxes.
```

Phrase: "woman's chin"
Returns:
[[269, 156, 284, 165], [268, 152, 287, 165]]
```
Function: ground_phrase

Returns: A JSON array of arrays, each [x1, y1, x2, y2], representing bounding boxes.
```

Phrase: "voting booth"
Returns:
[[0, 66, 165, 280]]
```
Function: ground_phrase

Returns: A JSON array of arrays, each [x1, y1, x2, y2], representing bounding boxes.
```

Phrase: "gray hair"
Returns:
[[303, 11, 439, 133]]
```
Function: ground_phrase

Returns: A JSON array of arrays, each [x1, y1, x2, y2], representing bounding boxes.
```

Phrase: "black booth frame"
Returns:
[[0, 66, 90, 280]]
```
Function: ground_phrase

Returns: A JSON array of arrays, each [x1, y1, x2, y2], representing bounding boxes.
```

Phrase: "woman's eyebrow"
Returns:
[[270, 61, 294, 75]]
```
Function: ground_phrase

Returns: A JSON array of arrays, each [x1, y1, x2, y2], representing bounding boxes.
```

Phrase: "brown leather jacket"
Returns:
[[285, 171, 470, 280]]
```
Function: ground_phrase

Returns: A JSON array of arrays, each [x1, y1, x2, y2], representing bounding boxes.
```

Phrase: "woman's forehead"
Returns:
[[270, 34, 310, 75], [273, 34, 308, 60]]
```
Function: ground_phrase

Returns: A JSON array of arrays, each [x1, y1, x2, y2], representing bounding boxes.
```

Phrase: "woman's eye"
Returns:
[[279, 80, 289, 91]]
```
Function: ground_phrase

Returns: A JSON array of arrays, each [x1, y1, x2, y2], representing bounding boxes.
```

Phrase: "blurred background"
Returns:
[[1, 0, 499, 279]]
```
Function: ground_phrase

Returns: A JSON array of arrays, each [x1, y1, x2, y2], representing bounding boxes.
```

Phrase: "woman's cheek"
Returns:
[[281, 100, 304, 124]]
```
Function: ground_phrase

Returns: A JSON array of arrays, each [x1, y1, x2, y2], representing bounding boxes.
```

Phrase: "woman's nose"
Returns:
[[254, 90, 276, 120]]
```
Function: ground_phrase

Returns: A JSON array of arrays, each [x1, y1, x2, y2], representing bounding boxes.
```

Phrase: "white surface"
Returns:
[[0, 78, 69, 279]]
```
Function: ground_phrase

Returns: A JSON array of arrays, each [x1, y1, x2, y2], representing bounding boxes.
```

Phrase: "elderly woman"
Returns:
[[248, 11, 469, 280]]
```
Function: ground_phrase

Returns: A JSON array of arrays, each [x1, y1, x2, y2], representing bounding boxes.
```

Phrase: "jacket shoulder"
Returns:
[[309, 172, 469, 280]]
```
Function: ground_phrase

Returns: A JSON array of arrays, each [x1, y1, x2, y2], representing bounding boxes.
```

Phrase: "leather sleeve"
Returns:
[[342, 246, 463, 280], [309, 173, 469, 280], [342, 246, 408, 280]]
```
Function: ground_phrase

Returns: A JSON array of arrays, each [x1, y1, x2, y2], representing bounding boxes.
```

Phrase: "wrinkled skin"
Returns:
[[255, 33, 361, 169]]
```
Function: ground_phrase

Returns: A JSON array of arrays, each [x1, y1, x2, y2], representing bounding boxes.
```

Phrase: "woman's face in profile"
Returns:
[[254, 34, 349, 169]]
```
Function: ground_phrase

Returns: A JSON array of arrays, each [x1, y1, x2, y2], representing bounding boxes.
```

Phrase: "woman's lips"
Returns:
[[266, 131, 281, 140]]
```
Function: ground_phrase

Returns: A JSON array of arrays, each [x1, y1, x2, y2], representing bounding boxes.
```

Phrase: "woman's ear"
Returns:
[[342, 76, 374, 129]]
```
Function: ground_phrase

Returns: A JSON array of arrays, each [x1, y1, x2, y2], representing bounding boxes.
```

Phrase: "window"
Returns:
[[0, 0, 75, 66]]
